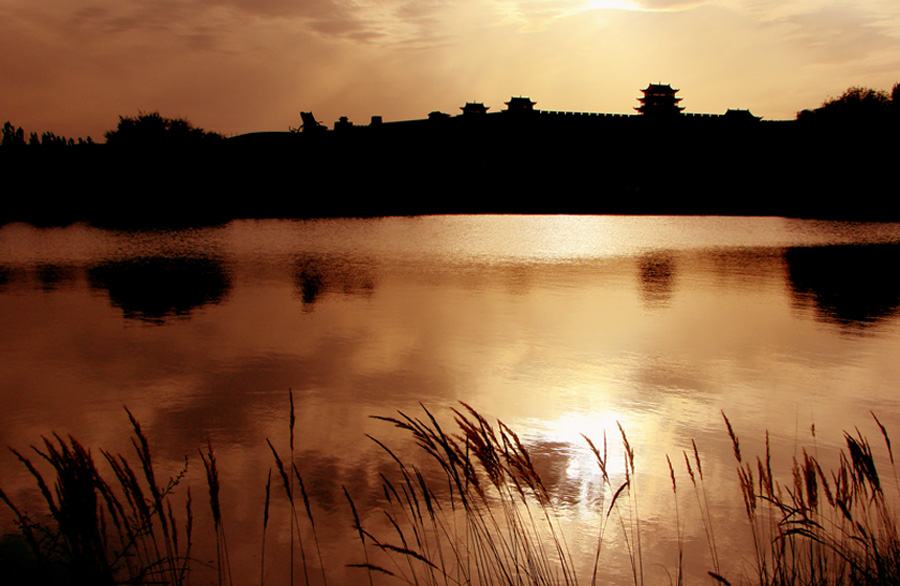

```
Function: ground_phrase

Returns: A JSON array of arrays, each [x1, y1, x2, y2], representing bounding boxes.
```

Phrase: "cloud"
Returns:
[[65, 0, 377, 42], [4, 0, 900, 139], [628, 0, 709, 11], [781, 5, 900, 65]]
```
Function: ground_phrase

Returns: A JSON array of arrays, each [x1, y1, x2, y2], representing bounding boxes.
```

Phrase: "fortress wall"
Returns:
[[538, 111, 636, 118]]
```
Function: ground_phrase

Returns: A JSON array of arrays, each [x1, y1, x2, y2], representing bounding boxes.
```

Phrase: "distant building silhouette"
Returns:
[[315, 84, 764, 134], [299, 112, 326, 133], [334, 116, 354, 131], [461, 102, 489, 116], [723, 108, 761, 122], [635, 84, 684, 116], [504, 97, 537, 114]]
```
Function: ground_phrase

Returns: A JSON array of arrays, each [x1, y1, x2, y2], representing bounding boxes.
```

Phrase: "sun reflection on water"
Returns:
[[526, 409, 634, 505]]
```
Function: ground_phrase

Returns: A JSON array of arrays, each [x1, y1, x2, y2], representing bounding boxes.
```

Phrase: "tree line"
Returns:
[[1, 111, 222, 151], [1, 120, 94, 149]]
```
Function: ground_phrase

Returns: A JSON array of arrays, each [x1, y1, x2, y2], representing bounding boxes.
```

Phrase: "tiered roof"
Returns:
[[635, 83, 684, 116], [461, 102, 489, 116], [504, 96, 536, 113]]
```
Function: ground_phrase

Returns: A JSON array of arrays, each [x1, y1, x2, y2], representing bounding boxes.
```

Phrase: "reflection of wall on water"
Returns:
[[638, 253, 676, 309], [705, 248, 785, 288], [786, 244, 900, 328], [292, 254, 376, 308], [87, 256, 232, 323], [294, 261, 323, 304], [36, 263, 78, 291], [0, 264, 58, 292]]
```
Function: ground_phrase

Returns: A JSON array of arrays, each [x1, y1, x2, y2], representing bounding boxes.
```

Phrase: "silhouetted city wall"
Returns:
[[2, 99, 898, 227]]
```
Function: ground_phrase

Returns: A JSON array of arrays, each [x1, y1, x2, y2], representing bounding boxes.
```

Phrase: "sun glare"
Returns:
[[534, 410, 633, 487], [583, 0, 640, 11]]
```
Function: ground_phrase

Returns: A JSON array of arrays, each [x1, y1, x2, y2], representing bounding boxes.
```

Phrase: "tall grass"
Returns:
[[265, 388, 328, 586], [723, 411, 900, 586], [0, 408, 194, 586], [360, 403, 645, 586], [2, 401, 899, 586]]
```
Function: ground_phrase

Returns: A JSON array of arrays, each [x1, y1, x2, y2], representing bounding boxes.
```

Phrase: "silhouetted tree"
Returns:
[[104, 112, 223, 147], [1, 121, 25, 149], [797, 85, 895, 123], [2, 121, 92, 151]]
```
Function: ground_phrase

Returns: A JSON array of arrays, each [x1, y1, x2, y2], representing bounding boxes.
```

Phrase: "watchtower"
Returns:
[[635, 84, 684, 116]]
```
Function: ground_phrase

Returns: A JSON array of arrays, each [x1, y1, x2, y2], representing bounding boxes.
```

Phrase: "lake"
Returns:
[[2, 215, 900, 586]]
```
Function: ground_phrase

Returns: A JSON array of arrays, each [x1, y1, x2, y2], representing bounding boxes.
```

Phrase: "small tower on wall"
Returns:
[[461, 102, 489, 116], [635, 84, 684, 116], [504, 96, 536, 114]]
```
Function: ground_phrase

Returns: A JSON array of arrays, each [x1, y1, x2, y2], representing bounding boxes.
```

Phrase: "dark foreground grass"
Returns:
[[1, 399, 898, 586]]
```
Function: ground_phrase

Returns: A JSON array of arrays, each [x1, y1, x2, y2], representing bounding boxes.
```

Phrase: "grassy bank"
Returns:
[[1, 399, 898, 586]]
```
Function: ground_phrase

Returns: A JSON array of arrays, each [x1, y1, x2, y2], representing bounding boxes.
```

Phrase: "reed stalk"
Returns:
[[200, 440, 231, 586], [261, 468, 272, 586]]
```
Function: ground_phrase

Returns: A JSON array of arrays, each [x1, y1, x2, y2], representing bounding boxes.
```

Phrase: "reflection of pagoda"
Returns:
[[635, 83, 684, 116]]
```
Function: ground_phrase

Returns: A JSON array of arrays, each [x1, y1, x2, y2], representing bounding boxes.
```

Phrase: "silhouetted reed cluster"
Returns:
[[722, 413, 900, 586], [360, 404, 591, 586], [2, 399, 898, 586], [0, 409, 194, 586]]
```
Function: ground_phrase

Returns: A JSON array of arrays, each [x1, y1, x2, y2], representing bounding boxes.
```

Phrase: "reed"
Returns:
[[720, 411, 900, 586], [359, 403, 644, 586], [200, 440, 231, 586], [262, 386, 329, 586], [2, 400, 899, 586], [261, 468, 272, 586], [2, 412, 193, 585]]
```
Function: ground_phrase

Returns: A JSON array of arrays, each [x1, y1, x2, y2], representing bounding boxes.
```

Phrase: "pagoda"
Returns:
[[504, 96, 536, 114], [460, 102, 489, 116], [635, 83, 684, 116]]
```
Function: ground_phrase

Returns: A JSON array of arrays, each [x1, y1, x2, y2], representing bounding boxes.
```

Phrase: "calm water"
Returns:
[[2, 216, 900, 585]]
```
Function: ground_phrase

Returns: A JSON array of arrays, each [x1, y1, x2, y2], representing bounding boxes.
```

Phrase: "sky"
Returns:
[[3, 0, 900, 139]]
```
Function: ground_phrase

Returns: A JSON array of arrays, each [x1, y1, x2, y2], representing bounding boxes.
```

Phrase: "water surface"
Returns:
[[2, 216, 899, 585]]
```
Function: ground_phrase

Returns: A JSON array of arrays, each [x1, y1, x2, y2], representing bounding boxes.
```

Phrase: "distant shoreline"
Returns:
[[3, 112, 899, 227]]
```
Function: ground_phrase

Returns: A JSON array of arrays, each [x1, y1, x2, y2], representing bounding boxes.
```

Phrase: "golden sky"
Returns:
[[3, 0, 899, 139]]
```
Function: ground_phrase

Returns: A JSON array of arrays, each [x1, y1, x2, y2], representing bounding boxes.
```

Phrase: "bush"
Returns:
[[104, 112, 222, 148]]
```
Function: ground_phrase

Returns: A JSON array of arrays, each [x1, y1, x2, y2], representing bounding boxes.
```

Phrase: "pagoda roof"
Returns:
[[460, 102, 489, 115], [505, 96, 536, 105], [637, 96, 683, 103], [504, 96, 537, 113], [641, 83, 679, 93], [724, 108, 761, 121]]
